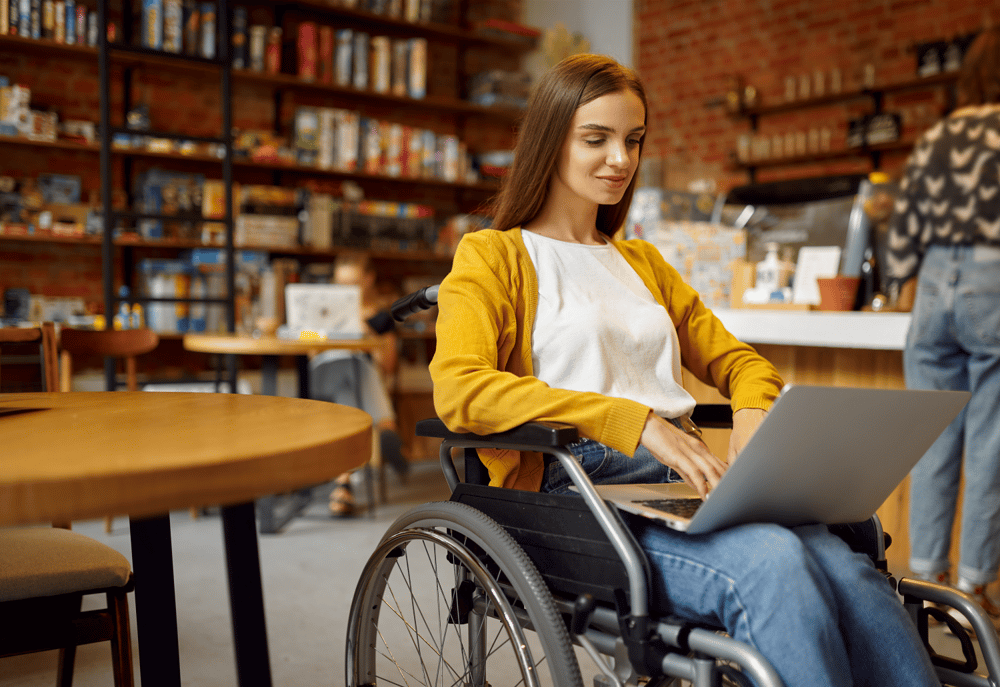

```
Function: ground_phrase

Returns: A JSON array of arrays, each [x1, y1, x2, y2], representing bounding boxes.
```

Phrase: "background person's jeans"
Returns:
[[541, 438, 938, 686], [906, 244, 1000, 585]]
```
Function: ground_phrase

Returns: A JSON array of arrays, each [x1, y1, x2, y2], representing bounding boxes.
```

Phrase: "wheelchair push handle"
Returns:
[[390, 285, 439, 322]]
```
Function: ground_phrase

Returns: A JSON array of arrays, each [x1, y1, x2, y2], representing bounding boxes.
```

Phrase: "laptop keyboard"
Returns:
[[634, 497, 703, 519]]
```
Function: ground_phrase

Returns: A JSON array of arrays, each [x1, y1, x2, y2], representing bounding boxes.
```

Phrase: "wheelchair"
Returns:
[[346, 286, 1000, 687]]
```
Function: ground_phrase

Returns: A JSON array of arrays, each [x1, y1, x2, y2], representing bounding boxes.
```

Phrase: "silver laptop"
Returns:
[[594, 385, 969, 535]]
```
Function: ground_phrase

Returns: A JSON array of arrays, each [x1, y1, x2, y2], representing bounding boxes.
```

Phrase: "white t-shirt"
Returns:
[[522, 230, 696, 419]]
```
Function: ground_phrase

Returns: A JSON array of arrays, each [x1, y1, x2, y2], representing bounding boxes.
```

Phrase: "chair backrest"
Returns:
[[0, 323, 58, 392], [59, 328, 160, 392]]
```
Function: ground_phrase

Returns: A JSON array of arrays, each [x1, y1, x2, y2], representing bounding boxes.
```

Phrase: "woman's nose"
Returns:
[[606, 142, 627, 167]]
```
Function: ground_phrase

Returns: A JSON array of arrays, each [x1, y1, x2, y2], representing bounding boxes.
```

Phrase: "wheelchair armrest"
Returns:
[[689, 403, 734, 429], [416, 418, 579, 448]]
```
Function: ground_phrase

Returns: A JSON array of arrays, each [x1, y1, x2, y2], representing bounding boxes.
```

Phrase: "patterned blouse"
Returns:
[[885, 104, 1000, 297]]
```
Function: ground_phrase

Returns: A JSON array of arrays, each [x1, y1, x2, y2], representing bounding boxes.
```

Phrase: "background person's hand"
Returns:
[[639, 412, 727, 499], [728, 407, 767, 463]]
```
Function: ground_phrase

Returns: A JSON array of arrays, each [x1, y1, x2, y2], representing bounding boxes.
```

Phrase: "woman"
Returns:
[[430, 53, 939, 686], [886, 26, 1000, 625]]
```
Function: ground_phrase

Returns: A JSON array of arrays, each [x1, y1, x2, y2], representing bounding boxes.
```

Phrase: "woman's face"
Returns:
[[552, 89, 646, 207]]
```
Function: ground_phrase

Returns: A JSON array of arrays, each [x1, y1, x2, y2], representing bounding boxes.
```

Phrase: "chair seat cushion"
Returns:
[[0, 527, 132, 602]]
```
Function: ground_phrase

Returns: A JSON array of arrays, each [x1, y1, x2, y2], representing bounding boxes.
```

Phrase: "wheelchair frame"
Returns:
[[346, 286, 1000, 687]]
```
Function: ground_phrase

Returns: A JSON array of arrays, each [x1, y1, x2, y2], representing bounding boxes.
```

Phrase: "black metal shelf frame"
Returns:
[[98, 0, 238, 396]]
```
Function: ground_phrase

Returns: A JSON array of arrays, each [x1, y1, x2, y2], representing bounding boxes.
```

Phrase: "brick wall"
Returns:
[[634, 0, 995, 192]]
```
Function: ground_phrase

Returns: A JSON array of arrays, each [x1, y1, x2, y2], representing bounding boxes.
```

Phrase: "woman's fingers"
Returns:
[[640, 413, 727, 499], [676, 438, 726, 498]]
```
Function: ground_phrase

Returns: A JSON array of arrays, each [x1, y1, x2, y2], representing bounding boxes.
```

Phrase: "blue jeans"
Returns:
[[542, 438, 938, 687], [906, 244, 1000, 585]]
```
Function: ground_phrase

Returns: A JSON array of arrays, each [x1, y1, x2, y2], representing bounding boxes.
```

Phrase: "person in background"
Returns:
[[429, 52, 941, 686], [886, 26, 1000, 628], [311, 251, 409, 517]]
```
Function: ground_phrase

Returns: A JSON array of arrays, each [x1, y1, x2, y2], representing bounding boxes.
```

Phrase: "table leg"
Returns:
[[296, 354, 310, 399], [129, 514, 182, 687], [351, 355, 378, 516], [261, 355, 278, 396], [221, 502, 273, 687]]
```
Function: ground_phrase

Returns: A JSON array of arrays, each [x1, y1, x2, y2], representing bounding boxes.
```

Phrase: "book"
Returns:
[[18, 0, 29, 36], [317, 108, 335, 170], [141, 0, 162, 49], [294, 106, 319, 166], [297, 21, 317, 81], [198, 1, 214, 58], [249, 25, 265, 70], [41, 0, 51, 38], [391, 39, 408, 97], [407, 38, 426, 99], [74, 4, 83, 43], [52, 0, 66, 43], [334, 28, 352, 86], [230, 6, 246, 66], [182, 0, 198, 55], [370, 35, 390, 93], [163, 0, 181, 52], [265, 26, 281, 73], [317, 25, 333, 83], [29, 0, 38, 38], [336, 109, 359, 172], [352, 32, 368, 89]]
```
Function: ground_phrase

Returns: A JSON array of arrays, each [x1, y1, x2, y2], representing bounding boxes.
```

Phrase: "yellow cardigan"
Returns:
[[429, 228, 784, 491]]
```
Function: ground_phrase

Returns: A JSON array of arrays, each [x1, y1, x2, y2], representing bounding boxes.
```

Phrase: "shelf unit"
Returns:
[[94, 0, 238, 392], [0, 4, 532, 275], [730, 71, 959, 182]]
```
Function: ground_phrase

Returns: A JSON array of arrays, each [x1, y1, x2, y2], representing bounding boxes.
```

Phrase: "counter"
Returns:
[[714, 309, 912, 350], [685, 309, 920, 569]]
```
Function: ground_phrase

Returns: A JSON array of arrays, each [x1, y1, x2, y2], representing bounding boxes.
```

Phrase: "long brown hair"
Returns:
[[958, 27, 1000, 107], [489, 54, 648, 238]]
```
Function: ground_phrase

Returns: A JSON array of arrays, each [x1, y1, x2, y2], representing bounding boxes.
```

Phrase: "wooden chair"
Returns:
[[1, 324, 136, 687], [0, 322, 59, 392], [58, 328, 161, 532], [0, 527, 135, 687], [58, 328, 160, 393]]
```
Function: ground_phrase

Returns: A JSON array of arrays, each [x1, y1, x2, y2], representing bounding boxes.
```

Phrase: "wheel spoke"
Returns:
[[347, 506, 582, 687], [378, 552, 465, 684]]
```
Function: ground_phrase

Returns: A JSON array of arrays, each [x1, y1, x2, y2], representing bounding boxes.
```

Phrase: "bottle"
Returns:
[[755, 242, 782, 297], [114, 286, 131, 330], [130, 303, 145, 329]]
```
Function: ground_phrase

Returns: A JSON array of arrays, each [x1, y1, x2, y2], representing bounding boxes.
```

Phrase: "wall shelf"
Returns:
[[730, 71, 959, 180]]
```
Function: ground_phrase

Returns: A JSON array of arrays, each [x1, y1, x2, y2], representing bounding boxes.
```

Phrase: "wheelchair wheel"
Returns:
[[347, 501, 583, 687]]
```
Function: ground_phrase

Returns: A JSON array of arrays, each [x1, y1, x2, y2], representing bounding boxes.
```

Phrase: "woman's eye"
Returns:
[[584, 138, 604, 146], [627, 138, 642, 147]]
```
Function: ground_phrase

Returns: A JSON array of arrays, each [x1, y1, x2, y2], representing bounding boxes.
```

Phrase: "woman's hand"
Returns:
[[640, 412, 727, 499], [728, 408, 767, 463]]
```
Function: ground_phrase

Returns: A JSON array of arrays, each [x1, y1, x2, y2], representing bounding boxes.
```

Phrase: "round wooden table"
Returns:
[[183, 333, 384, 528], [0, 391, 372, 687], [183, 333, 379, 397]]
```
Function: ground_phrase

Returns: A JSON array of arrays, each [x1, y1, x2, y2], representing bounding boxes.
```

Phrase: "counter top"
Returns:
[[713, 309, 912, 350]]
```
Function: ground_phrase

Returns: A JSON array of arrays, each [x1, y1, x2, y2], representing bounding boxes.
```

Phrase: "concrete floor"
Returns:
[[1, 459, 990, 687]]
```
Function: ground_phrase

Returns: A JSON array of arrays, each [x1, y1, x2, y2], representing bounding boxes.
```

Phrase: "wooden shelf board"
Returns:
[[737, 72, 959, 118], [730, 140, 916, 170]]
